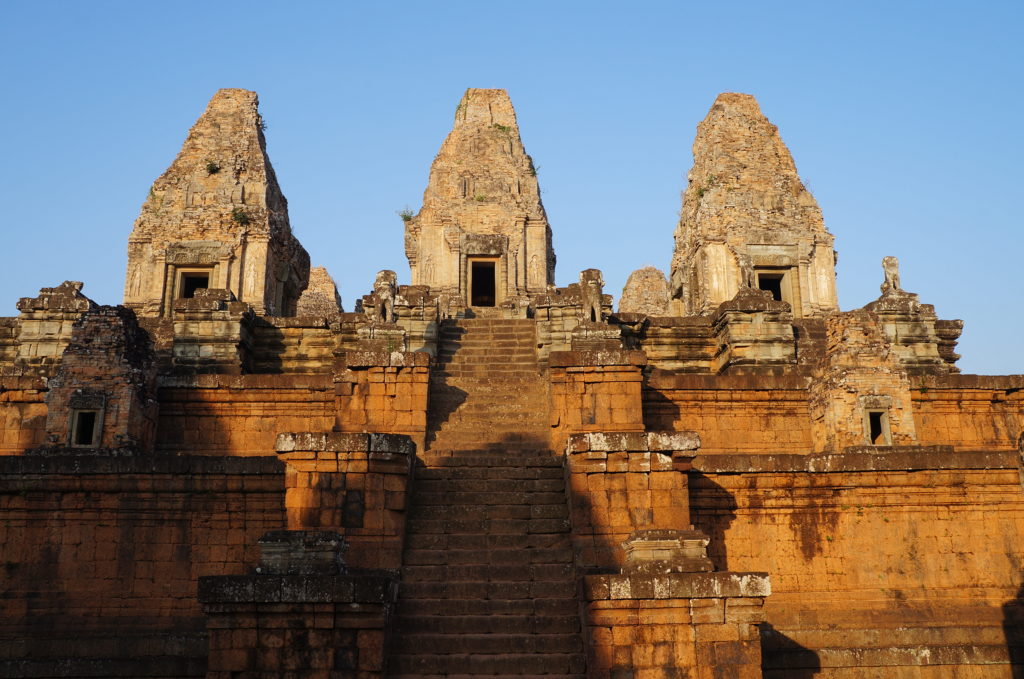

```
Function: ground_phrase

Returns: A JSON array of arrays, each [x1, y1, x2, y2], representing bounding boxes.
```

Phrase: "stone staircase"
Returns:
[[390, 318, 585, 679]]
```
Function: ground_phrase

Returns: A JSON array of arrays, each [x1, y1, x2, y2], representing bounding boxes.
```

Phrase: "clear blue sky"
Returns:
[[1, 1, 1021, 374]]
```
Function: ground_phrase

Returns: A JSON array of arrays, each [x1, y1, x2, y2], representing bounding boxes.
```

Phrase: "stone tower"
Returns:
[[404, 88, 554, 308], [124, 89, 310, 317], [669, 93, 838, 317]]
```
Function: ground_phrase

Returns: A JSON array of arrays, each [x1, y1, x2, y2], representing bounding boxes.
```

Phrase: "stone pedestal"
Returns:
[[275, 432, 415, 570], [711, 288, 795, 374], [199, 529, 396, 679], [333, 350, 430, 453], [548, 350, 647, 453], [171, 289, 255, 374], [566, 431, 700, 570], [583, 572, 770, 679]]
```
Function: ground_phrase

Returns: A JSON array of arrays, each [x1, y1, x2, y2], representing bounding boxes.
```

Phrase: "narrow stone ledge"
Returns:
[[275, 431, 415, 456], [339, 350, 430, 368], [157, 373, 333, 389], [0, 453, 282, 476], [197, 573, 397, 605], [692, 449, 1017, 474], [549, 350, 647, 368], [646, 370, 811, 390], [584, 571, 771, 600], [568, 431, 701, 453]]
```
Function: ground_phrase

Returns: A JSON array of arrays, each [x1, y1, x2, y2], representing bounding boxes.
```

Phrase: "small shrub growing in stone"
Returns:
[[230, 208, 251, 226]]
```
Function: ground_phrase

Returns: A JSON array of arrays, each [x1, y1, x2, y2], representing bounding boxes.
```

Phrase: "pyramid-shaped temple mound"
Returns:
[[0, 88, 1021, 679]]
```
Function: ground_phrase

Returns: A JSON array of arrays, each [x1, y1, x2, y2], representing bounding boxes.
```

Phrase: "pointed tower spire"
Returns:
[[124, 89, 309, 317], [405, 89, 554, 308], [669, 93, 837, 317]]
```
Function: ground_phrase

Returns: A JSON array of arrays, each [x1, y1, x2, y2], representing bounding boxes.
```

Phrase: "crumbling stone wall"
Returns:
[[42, 305, 158, 452], [295, 266, 343, 317], [618, 266, 671, 316]]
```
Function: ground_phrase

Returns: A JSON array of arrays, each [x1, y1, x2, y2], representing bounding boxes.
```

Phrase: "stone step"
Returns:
[[405, 532, 571, 552], [402, 562, 575, 583], [414, 478, 566, 493], [441, 320, 537, 328], [429, 425, 549, 439], [424, 431, 550, 443], [430, 402, 548, 411], [408, 506, 569, 523], [396, 614, 580, 636], [415, 466, 563, 480], [402, 546, 573, 566], [418, 454, 562, 468], [396, 599, 579, 618], [411, 491, 568, 507], [399, 580, 575, 600], [390, 652, 585, 675], [392, 631, 582, 654], [405, 518, 572, 536], [422, 447, 554, 458], [391, 674, 584, 679]]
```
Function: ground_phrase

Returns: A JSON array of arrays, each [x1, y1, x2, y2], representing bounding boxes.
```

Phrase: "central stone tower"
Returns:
[[404, 88, 555, 309], [669, 93, 838, 317]]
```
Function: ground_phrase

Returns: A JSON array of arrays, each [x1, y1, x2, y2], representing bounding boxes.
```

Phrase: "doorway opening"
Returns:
[[757, 273, 784, 301], [470, 261, 496, 307], [178, 271, 211, 299], [71, 410, 100, 447], [866, 410, 891, 445]]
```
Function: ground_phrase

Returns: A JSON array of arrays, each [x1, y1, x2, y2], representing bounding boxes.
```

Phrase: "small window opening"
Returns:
[[470, 261, 496, 307], [380, 305, 387, 321], [180, 273, 209, 299], [757, 273, 784, 302], [72, 410, 99, 447], [867, 410, 890, 446], [590, 307, 597, 322]]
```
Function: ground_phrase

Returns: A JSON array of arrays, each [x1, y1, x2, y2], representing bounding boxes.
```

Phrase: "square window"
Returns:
[[70, 409, 101, 447], [866, 410, 891, 446], [176, 269, 214, 299]]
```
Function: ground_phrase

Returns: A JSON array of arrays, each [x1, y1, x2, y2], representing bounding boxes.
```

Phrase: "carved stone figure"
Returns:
[[579, 268, 605, 323], [881, 256, 901, 294], [371, 270, 398, 323]]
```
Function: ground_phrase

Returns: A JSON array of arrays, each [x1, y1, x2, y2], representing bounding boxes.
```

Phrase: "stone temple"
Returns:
[[0, 87, 1022, 679]]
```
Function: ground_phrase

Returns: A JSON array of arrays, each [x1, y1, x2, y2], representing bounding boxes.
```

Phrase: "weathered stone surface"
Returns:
[[0, 87, 1019, 679], [670, 93, 838, 317], [40, 305, 158, 452], [404, 89, 554, 308], [124, 89, 310, 317], [863, 256, 961, 374], [295, 266, 343, 316], [618, 266, 671, 316], [12, 281, 97, 375], [809, 309, 916, 451]]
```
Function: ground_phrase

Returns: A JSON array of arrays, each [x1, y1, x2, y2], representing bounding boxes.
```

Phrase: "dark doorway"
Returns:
[[181, 273, 210, 298], [72, 411, 98, 447], [757, 273, 784, 301], [868, 410, 890, 445], [470, 261, 496, 306]]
